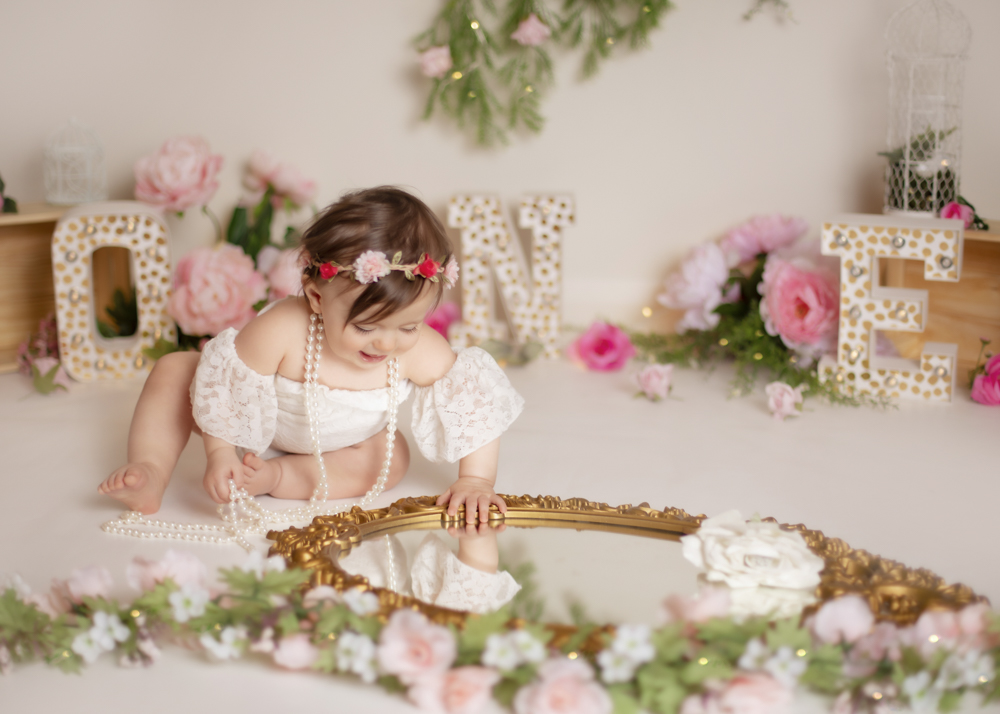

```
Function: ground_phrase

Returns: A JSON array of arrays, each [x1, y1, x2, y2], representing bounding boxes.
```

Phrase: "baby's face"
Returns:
[[313, 280, 438, 370]]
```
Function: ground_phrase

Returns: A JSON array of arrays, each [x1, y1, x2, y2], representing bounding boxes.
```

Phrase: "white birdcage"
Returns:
[[43, 119, 107, 205], [883, 0, 971, 216]]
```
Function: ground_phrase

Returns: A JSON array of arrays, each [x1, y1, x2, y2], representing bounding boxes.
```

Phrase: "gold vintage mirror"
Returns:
[[267, 495, 985, 652]]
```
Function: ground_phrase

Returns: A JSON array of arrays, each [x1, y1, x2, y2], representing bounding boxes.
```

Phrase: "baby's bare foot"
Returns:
[[242, 452, 283, 497], [98, 462, 167, 515]]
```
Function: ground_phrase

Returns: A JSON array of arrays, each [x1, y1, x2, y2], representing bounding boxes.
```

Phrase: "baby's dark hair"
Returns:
[[300, 186, 452, 322]]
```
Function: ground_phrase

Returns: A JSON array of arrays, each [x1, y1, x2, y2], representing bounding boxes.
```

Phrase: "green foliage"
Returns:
[[30, 361, 68, 395], [225, 190, 275, 263], [501, 558, 547, 620], [96, 287, 138, 338], [0, 173, 18, 213]]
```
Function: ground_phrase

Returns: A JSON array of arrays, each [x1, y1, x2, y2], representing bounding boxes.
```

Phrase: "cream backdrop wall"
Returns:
[[1, 0, 998, 328]]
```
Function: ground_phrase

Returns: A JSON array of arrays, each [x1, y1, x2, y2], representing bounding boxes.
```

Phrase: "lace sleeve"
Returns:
[[190, 328, 278, 455], [409, 534, 521, 614], [411, 347, 525, 463]]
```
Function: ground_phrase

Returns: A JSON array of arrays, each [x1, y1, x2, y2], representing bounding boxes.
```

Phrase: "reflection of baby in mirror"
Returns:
[[339, 523, 520, 614]]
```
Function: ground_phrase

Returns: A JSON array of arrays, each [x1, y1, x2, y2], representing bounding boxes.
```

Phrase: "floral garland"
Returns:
[[415, 0, 793, 147], [3, 543, 998, 713]]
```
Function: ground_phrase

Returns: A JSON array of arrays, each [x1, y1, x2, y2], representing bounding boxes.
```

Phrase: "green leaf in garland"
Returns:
[[227, 205, 249, 251], [277, 609, 301, 636], [765, 617, 812, 652], [636, 662, 686, 714], [142, 337, 182, 362], [392, 251, 403, 265], [939, 689, 965, 713], [314, 646, 338, 674], [608, 682, 642, 714], [458, 607, 511, 656], [798, 643, 845, 693], [31, 362, 67, 395], [3, 196, 18, 214], [650, 623, 688, 663], [678, 648, 733, 685], [377, 674, 407, 694], [314, 606, 349, 640]]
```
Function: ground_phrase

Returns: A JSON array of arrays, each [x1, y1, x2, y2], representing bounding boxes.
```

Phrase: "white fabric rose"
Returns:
[[681, 510, 824, 590]]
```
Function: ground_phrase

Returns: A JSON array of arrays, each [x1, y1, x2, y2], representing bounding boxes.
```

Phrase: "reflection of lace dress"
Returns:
[[339, 534, 521, 614], [189, 327, 525, 461]]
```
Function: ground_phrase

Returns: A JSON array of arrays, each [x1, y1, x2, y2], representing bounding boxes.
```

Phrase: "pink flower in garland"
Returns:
[[720, 214, 809, 265], [680, 673, 792, 714], [353, 250, 393, 284], [759, 257, 838, 364], [408, 666, 501, 714], [971, 354, 1000, 406], [514, 657, 612, 714], [511, 13, 552, 46], [420, 46, 453, 79], [134, 136, 223, 213], [567, 321, 635, 372], [377, 609, 456, 685], [940, 201, 974, 229], [443, 256, 460, 287], [272, 633, 319, 670]]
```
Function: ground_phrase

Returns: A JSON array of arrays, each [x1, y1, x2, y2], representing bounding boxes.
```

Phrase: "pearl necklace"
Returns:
[[102, 312, 399, 550]]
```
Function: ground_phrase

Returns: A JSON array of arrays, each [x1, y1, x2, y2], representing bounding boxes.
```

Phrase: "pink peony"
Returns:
[[940, 201, 974, 229], [420, 46, 453, 79], [377, 610, 457, 685], [126, 550, 209, 592], [513, 658, 612, 714], [657, 243, 736, 332], [765, 382, 805, 421], [443, 256, 460, 288], [353, 250, 393, 284], [759, 257, 838, 362], [31, 356, 71, 390], [134, 136, 223, 213], [244, 150, 316, 208], [681, 673, 792, 714], [971, 354, 1000, 406], [811, 595, 874, 645], [169, 244, 268, 336], [257, 246, 306, 301], [64, 565, 113, 603], [408, 666, 501, 714], [635, 363, 674, 401], [567, 321, 635, 372], [720, 215, 809, 264], [272, 633, 319, 670], [659, 586, 731, 625], [511, 14, 551, 46], [426, 302, 461, 339]]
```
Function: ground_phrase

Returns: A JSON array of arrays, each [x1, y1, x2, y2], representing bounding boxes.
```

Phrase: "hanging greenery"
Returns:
[[415, 0, 793, 146]]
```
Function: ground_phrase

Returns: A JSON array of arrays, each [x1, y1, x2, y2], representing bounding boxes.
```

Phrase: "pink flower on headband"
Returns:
[[443, 256, 460, 287], [353, 251, 392, 284], [415, 254, 440, 279], [319, 262, 338, 280]]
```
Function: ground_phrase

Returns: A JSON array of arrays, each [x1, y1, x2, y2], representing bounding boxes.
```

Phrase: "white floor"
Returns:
[[2, 358, 998, 713]]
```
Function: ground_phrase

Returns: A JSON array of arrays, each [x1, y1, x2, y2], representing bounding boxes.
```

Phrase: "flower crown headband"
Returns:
[[313, 250, 459, 288]]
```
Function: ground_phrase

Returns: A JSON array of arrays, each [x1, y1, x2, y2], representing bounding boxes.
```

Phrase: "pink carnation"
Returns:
[[377, 610, 456, 685], [408, 666, 501, 714], [514, 658, 612, 714], [353, 250, 392, 284], [765, 381, 805, 421], [567, 321, 635, 372], [257, 246, 306, 301], [940, 201, 974, 229], [720, 215, 809, 264], [420, 46, 453, 79], [169, 244, 268, 336], [64, 565, 113, 603], [659, 586, 731, 625], [426, 302, 461, 339], [127, 550, 209, 592], [811, 595, 874, 645], [511, 14, 551, 46], [134, 136, 223, 213], [657, 243, 736, 332], [443, 256, 460, 288], [272, 633, 319, 670], [635, 363, 674, 401], [759, 257, 838, 363], [971, 354, 1000, 406], [244, 150, 316, 208]]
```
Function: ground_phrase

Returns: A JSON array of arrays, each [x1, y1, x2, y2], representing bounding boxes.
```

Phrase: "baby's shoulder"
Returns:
[[401, 326, 458, 387], [233, 297, 310, 375]]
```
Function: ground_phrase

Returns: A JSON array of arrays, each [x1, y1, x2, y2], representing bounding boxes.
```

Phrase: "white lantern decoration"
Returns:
[[43, 119, 108, 205], [883, 0, 971, 216]]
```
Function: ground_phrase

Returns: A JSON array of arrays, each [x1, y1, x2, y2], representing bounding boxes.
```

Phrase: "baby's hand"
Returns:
[[437, 476, 507, 525], [203, 448, 245, 503]]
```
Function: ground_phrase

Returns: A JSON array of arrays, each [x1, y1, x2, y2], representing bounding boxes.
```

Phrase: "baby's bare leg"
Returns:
[[98, 351, 200, 514], [241, 428, 410, 500]]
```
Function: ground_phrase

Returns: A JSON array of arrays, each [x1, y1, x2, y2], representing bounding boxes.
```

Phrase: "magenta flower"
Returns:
[[425, 302, 461, 338], [940, 201, 974, 229], [567, 321, 635, 371], [971, 354, 1000, 406]]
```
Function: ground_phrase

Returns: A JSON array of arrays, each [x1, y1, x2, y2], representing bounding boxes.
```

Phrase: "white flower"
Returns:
[[169, 583, 210, 623], [352, 250, 392, 284], [937, 650, 994, 690], [238, 551, 286, 578], [71, 630, 107, 664], [201, 626, 247, 661], [511, 629, 547, 664], [681, 510, 824, 590], [728, 586, 816, 622], [336, 631, 377, 683], [90, 611, 130, 650], [597, 648, 638, 683], [303, 585, 340, 608], [250, 627, 275, 654], [657, 243, 735, 332], [762, 646, 807, 687], [342, 588, 380, 617], [610, 624, 655, 664], [482, 633, 522, 670], [738, 637, 770, 670], [902, 671, 941, 711]]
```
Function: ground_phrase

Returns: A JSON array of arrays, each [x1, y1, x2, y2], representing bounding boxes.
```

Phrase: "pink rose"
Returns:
[[408, 666, 501, 714], [127, 550, 209, 592], [272, 633, 319, 670], [64, 565, 113, 603], [31, 356, 71, 390], [657, 244, 736, 332], [169, 244, 268, 336], [811, 595, 874, 645], [759, 257, 838, 362], [134, 136, 223, 212], [659, 586, 731, 625], [720, 215, 809, 264], [681, 673, 792, 714], [844, 622, 905, 677], [514, 658, 612, 714], [420, 46, 453, 79], [765, 382, 805, 421], [635, 363, 673, 401], [426, 302, 461, 339], [567, 321, 635, 372], [26, 589, 72, 619], [377, 609, 456, 685], [353, 250, 393, 284], [940, 201, 974, 229], [511, 14, 551, 46], [443, 256, 460, 288], [258, 246, 306, 301], [971, 354, 1000, 405], [244, 150, 316, 208]]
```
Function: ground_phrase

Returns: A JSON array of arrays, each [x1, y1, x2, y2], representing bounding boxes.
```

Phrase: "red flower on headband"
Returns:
[[319, 263, 338, 280], [415, 254, 440, 279]]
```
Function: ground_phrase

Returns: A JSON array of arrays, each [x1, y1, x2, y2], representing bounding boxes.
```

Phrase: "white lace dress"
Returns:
[[189, 327, 525, 462]]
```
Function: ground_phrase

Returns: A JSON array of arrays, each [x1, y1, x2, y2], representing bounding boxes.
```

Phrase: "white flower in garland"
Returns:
[[200, 625, 247, 661], [90, 611, 130, 650], [598, 624, 656, 681], [169, 583, 211, 623], [597, 649, 638, 683], [336, 631, 378, 683], [238, 551, 286, 578], [737, 637, 770, 670], [762, 646, 807, 688], [71, 630, 107, 664], [482, 630, 547, 670], [937, 650, 994, 690], [902, 671, 942, 711], [342, 588, 380, 617]]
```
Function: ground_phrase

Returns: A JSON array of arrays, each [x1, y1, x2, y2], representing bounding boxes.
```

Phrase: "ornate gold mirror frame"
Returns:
[[267, 495, 985, 652]]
